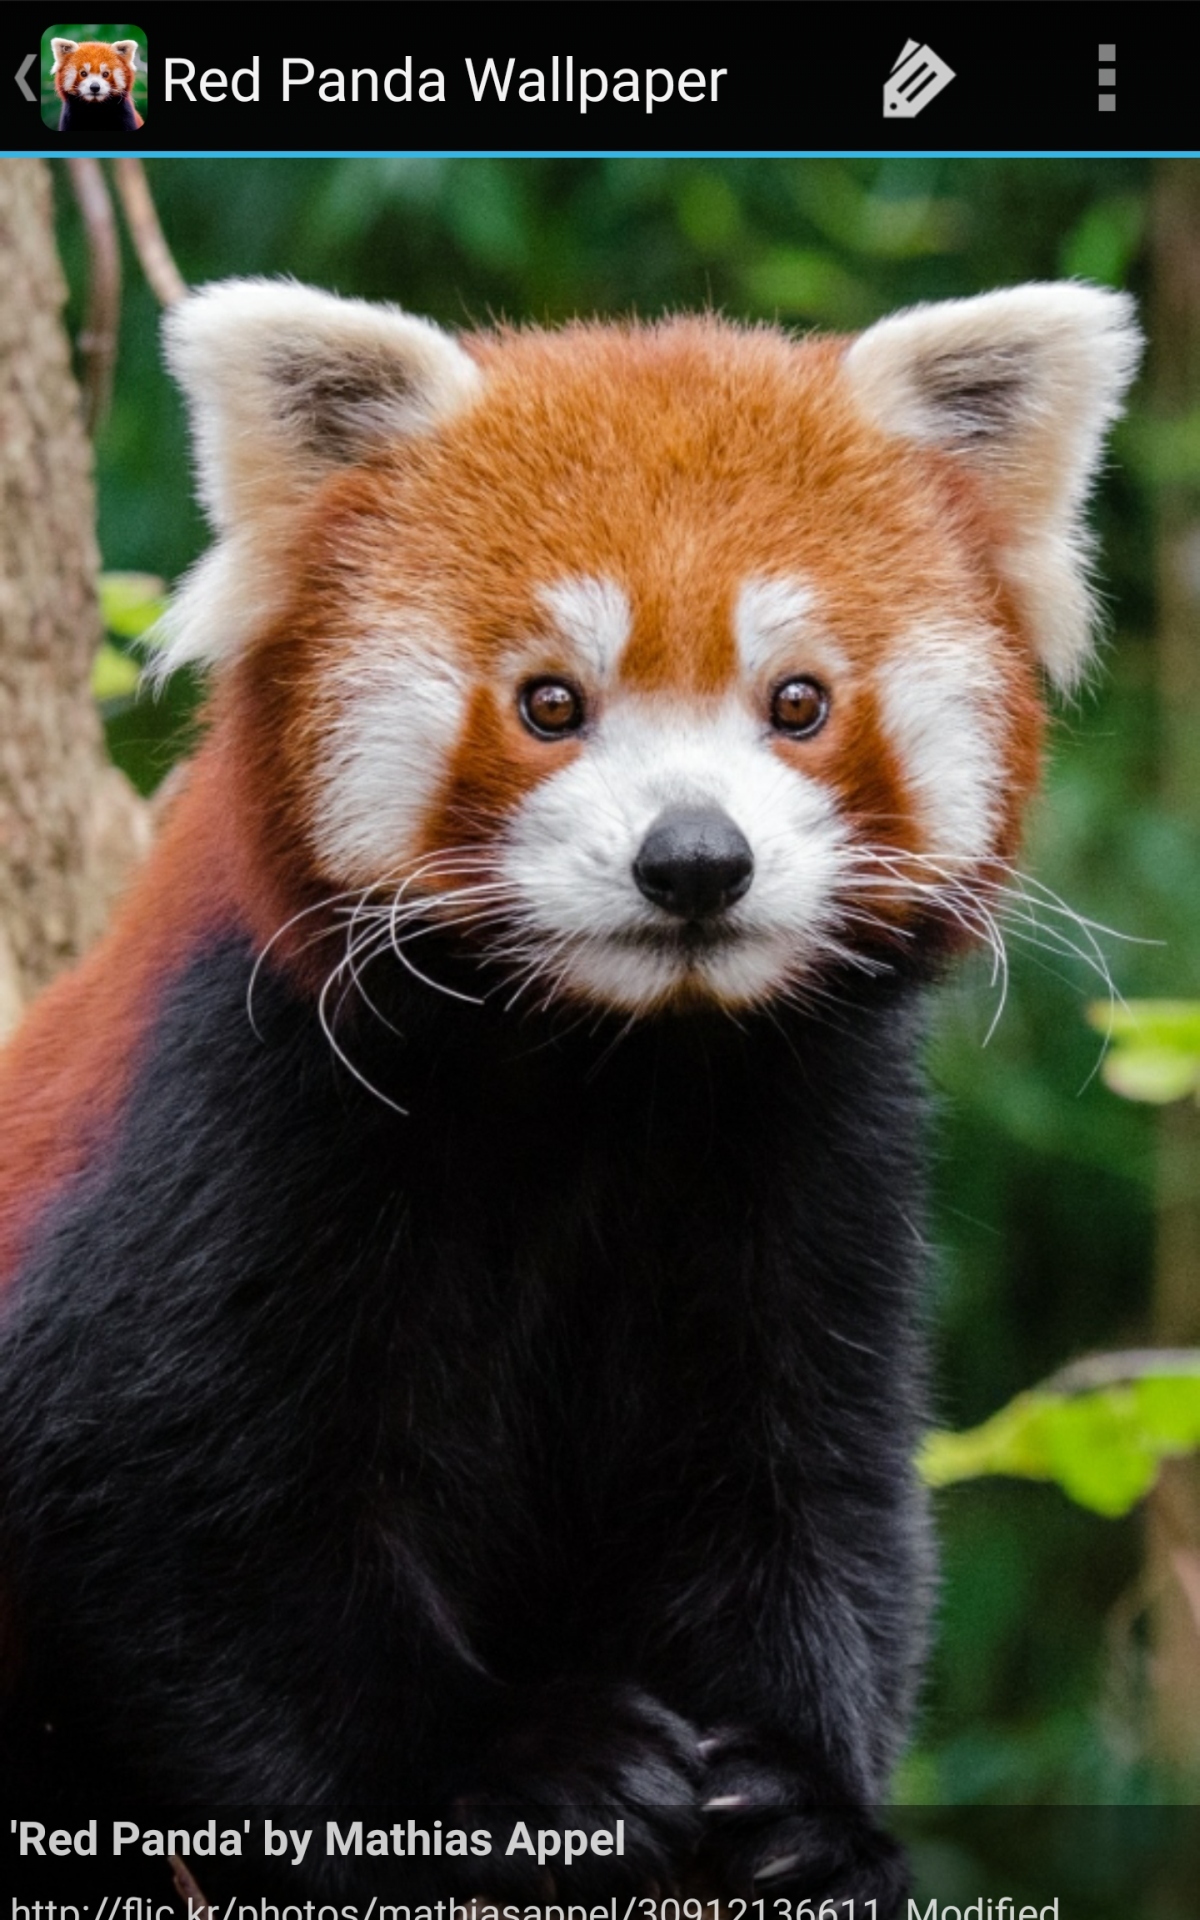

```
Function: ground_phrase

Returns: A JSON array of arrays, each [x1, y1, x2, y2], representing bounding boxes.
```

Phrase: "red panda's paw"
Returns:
[[453, 1680, 705, 1897], [698, 1733, 908, 1917], [706, 1810, 908, 1917], [753, 1816, 909, 1920]]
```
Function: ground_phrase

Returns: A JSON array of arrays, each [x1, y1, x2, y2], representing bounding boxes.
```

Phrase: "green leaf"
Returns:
[[92, 641, 141, 703], [1102, 1046, 1200, 1104], [98, 572, 168, 643], [1087, 999, 1200, 1105], [1089, 1000, 1200, 1048], [918, 1355, 1200, 1516]]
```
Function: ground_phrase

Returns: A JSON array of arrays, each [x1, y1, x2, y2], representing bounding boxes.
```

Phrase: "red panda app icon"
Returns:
[[45, 27, 146, 132]]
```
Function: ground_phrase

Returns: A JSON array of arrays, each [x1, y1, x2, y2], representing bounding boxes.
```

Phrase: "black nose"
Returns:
[[633, 806, 754, 920]]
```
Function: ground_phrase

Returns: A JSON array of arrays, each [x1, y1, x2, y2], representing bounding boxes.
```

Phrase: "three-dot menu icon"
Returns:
[[1099, 44, 1115, 112]]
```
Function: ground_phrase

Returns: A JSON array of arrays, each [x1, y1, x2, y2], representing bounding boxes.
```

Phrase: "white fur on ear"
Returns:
[[844, 283, 1142, 687], [112, 41, 139, 69], [165, 278, 481, 532], [158, 279, 482, 676]]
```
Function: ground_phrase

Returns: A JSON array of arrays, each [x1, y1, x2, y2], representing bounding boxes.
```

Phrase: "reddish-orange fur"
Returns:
[[0, 752, 247, 1290], [279, 321, 1045, 921]]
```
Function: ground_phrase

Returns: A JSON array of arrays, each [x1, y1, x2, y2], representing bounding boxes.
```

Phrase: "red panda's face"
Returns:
[[52, 39, 137, 101], [277, 331, 1041, 1014], [163, 284, 1140, 1016]]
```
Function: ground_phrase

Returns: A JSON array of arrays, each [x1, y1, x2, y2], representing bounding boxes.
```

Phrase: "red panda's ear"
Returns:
[[843, 283, 1142, 688], [50, 38, 78, 67], [165, 278, 481, 532], [112, 40, 139, 67], [158, 279, 481, 677]]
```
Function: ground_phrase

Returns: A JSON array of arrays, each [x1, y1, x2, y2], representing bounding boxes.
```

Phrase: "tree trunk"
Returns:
[[0, 159, 150, 1042]]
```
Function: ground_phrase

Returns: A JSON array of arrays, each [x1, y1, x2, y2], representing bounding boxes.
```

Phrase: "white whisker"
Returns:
[[832, 836, 1138, 1053], [247, 886, 371, 1041], [317, 945, 409, 1118]]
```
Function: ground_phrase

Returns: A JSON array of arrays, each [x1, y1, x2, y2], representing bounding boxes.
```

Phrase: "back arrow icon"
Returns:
[[16, 53, 37, 103]]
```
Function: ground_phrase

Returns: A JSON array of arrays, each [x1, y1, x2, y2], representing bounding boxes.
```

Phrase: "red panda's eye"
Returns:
[[519, 679, 585, 739], [770, 676, 830, 738], [101, 67, 109, 76]]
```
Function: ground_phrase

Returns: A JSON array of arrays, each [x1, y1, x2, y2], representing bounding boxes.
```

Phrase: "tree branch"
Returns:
[[113, 159, 187, 307], [65, 159, 121, 435], [1048, 1347, 1200, 1395]]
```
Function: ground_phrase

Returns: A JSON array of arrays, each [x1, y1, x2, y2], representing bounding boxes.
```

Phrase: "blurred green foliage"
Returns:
[[93, 571, 164, 700], [921, 1357, 1200, 1517], [1091, 1000, 1200, 1104], [55, 157, 1200, 1805]]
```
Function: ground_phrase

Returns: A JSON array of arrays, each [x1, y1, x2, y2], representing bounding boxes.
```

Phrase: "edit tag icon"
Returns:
[[883, 40, 955, 118]]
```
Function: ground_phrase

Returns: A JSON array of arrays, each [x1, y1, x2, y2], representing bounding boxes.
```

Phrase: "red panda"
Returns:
[[52, 37, 143, 131], [0, 282, 1139, 1908]]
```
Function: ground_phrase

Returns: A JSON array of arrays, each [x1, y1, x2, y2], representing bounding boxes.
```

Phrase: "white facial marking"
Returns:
[[501, 695, 850, 1012], [311, 629, 467, 882], [538, 576, 631, 683], [734, 576, 848, 684], [877, 625, 1003, 866]]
